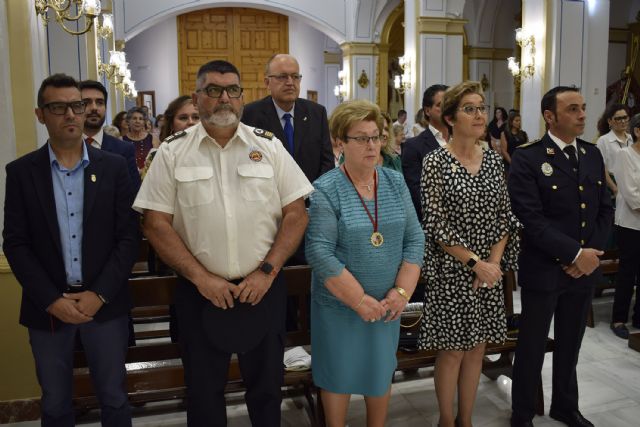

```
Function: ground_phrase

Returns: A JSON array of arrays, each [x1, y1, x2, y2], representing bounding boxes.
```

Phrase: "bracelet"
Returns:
[[354, 294, 366, 310], [394, 287, 410, 301]]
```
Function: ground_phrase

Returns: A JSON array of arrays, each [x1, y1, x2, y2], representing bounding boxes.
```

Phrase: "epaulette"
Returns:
[[517, 138, 541, 149], [253, 128, 274, 140], [163, 130, 187, 143]]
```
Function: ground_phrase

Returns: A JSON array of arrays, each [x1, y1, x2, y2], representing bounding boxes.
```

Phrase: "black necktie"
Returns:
[[563, 145, 578, 173]]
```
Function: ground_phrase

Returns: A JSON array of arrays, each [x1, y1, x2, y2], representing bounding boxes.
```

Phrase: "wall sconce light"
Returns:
[[35, 0, 102, 36], [96, 13, 113, 39], [98, 49, 137, 98], [507, 27, 536, 79], [394, 55, 411, 94], [334, 70, 347, 102]]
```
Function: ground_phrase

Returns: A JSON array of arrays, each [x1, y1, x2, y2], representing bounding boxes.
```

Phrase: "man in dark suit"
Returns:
[[3, 74, 139, 427], [241, 53, 333, 184], [401, 84, 448, 218], [79, 80, 141, 192], [508, 86, 614, 427]]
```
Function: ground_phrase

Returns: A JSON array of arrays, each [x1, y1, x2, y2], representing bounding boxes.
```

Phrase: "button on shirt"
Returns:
[[48, 142, 89, 286], [596, 130, 632, 176], [133, 122, 314, 279]]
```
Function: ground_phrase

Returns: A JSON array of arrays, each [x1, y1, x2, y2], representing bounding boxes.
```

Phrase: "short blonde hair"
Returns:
[[329, 100, 384, 142], [441, 81, 485, 134]]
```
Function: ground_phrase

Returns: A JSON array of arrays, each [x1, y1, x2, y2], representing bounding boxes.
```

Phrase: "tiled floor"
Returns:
[[9, 291, 640, 426]]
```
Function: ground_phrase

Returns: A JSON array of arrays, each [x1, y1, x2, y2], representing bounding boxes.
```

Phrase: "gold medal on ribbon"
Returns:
[[371, 231, 384, 247]]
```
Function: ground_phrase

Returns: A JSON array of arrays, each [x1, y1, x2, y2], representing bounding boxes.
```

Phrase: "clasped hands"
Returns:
[[196, 270, 274, 309], [563, 248, 604, 279], [46, 291, 104, 324], [354, 288, 408, 323], [471, 259, 503, 291]]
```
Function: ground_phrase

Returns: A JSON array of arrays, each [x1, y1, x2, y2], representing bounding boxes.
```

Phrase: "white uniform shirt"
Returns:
[[614, 146, 640, 230], [133, 122, 314, 279], [596, 130, 632, 176]]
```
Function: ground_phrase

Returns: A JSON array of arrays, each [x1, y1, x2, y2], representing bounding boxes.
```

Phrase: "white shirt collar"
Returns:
[[429, 123, 448, 147], [602, 129, 632, 147], [548, 131, 577, 153], [272, 99, 294, 122], [83, 128, 104, 148]]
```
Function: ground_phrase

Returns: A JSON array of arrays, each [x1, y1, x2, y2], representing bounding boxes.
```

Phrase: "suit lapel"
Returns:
[[32, 145, 63, 257], [293, 101, 309, 159], [577, 141, 591, 183], [543, 135, 577, 182], [83, 147, 102, 223], [263, 97, 287, 148]]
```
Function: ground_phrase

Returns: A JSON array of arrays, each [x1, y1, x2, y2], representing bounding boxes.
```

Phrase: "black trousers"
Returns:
[[511, 281, 592, 420], [175, 277, 285, 427], [29, 315, 131, 427], [611, 226, 640, 324]]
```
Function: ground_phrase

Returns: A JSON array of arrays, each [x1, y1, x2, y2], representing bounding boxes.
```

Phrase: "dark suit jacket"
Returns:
[[241, 96, 333, 183], [508, 134, 614, 291], [100, 133, 141, 192], [3, 144, 140, 330], [401, 128, 441, 218]]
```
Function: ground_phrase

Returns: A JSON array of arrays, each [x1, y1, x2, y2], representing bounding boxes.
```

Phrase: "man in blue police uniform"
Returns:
[[508, 86, 614, 427]]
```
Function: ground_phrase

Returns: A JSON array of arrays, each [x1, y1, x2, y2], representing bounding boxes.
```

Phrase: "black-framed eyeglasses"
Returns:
[[345, 135, 382, 145], [458, 104, 489, 116], [197, 85, 243, 99], [267, 73, 302, 82], [41, 101, 87, 115], [612, 115, 629, 122]]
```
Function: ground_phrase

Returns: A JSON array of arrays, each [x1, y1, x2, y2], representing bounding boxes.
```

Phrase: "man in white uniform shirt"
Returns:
[[133, 60, 313, 426]]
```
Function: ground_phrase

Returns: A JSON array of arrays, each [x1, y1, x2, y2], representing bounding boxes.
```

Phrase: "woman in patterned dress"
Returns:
[[419, 81, 521, 427], [306, 100, 424, 427]]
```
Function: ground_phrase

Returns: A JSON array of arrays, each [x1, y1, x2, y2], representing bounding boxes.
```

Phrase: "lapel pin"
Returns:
[[303, 116, 308, 121], [451, 163, 458, 173], [90, 174, 96, 182], [580, 147, 586, 155], [546, 148, 555, 155]]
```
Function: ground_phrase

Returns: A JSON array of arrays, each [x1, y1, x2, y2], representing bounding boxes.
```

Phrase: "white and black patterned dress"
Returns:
[[418, 147, 521, 351]]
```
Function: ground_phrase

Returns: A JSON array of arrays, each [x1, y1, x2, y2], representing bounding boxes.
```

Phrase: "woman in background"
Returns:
[[487, 106, 507, 156], [596, 103, 632, 196], [500, 111, 529, 169], [123, 107, 160, 173], [112, 111, 129, 137]]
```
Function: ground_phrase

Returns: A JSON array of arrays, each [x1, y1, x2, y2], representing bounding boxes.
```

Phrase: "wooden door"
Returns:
[[178, 8, 288, 103]]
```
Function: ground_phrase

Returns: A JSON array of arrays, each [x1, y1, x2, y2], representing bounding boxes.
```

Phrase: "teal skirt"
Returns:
[[310, 299, 399, 396]]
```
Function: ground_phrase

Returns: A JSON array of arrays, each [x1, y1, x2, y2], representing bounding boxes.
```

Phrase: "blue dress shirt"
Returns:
[[48, 142, 90, 287]]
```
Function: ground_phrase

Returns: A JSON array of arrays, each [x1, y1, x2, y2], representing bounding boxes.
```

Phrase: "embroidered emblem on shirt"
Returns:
[[249, 150, 263, 162], [253, 128, 274, 140], [541, 162, 553, 176]]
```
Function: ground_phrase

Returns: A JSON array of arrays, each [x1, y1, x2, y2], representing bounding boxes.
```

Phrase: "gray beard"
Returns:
[[205, 109, 240, 128]]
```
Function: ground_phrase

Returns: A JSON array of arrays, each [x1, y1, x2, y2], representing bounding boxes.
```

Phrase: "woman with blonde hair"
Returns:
[[306, 99, 424, 427], [419, 81, 520, 427]]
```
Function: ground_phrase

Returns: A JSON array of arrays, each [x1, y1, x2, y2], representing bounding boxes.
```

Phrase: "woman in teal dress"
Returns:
[[306, 100, 424, 427]]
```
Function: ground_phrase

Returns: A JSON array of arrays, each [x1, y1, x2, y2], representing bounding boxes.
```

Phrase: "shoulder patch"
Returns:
[[163, 130, 187, 143], [517, 138, 541, 149], [253, 128, 274, 140]]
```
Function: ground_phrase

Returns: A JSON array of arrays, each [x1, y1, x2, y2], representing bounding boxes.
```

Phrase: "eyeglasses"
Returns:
[[612, 115, 629, 122], [267, 73, 302, 82], [458, 105, 488, 116], [197, 85, 243, 99], [41, 101, 87, 115], [345, 135, 382, 145]]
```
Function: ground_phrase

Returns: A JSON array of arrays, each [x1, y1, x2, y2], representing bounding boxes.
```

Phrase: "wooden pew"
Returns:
[[72, 266, 320, 426], [587, 249, 620, 327]]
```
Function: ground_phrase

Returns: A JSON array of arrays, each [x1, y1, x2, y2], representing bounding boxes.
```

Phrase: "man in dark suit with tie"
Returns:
[[3, 74, 139, 427], [241, 53, 333, 184], [401, 84, 448, 218], [79, 80, 141, 191], [508, 86, 613, 427]]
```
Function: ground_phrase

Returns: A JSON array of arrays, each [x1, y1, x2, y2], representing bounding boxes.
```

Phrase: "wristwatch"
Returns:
[[259, 261, 278, 277], [465, 253, 480, 269]]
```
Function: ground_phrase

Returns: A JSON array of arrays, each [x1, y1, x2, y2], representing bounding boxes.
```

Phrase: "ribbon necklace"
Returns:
[[343, 166, 383, 247]]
